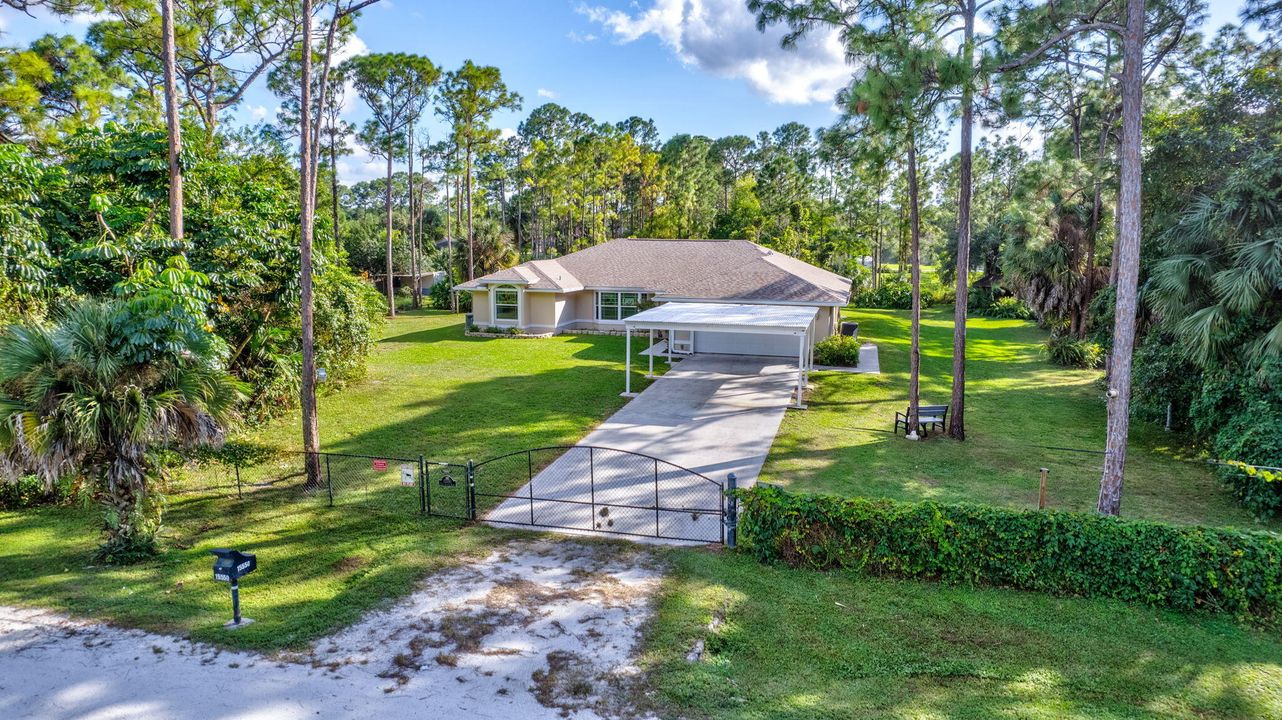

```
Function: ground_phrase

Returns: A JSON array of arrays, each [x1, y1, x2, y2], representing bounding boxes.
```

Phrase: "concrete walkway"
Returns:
[[485, 355, 798, 543]]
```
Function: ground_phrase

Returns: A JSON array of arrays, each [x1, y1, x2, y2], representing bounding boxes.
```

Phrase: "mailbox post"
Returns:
[[210, 548, 257, 627]]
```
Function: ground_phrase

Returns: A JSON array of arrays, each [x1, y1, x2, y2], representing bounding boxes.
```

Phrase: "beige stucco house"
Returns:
[[456, 238, 851, 359]]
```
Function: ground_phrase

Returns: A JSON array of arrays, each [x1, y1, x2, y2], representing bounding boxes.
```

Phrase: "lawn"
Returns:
[[641, 549, 1282, 719], [246, 309, 657, 461], [3, 308, 1282, 718], [763, 307, 1276, 530]]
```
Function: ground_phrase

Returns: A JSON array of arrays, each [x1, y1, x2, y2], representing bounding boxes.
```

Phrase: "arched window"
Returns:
[[493, 285, 519, 322]]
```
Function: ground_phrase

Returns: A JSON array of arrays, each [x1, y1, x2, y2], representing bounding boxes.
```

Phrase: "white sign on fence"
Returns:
[[400, 464, 415, 487]]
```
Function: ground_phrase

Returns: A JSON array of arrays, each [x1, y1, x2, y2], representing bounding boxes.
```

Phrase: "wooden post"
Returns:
[[1038, 467, 1049, 510]]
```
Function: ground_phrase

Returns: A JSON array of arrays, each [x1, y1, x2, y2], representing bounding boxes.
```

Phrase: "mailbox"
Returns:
[[210, 548, 257, 627], [210, 548, 257, 583]]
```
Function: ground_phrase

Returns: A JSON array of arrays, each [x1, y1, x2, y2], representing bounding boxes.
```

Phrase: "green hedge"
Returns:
[[736, 486, 1282, 624]]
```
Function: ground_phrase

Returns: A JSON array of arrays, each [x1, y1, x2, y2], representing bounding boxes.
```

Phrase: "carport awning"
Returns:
[[621, 302, 819, 409], [623, 302, 818, 335]]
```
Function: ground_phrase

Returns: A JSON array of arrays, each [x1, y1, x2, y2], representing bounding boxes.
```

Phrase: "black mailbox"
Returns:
[[210, 548, 257, 627], [211, 548, 257, 583]]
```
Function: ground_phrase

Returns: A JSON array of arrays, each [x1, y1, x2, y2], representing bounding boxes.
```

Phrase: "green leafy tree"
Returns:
[[344, 52, 440, 315], [437, 61, 521, 279]]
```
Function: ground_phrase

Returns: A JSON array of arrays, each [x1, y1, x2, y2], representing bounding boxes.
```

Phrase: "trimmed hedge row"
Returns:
[[736, 486, 1282, 624]]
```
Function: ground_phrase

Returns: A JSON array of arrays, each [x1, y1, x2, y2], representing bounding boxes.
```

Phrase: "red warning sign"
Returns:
[[372, 459, 388, 471]]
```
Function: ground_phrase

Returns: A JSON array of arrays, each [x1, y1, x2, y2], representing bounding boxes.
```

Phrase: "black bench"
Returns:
[[840, 321, 859, 342], [894, 404, 949, 436]]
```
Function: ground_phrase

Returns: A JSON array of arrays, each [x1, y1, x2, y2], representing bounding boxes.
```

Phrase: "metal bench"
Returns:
[[894, 404, 949, 436]]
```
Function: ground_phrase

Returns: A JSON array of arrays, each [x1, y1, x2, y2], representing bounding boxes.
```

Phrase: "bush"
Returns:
[[0, 475, 72, 510], [854, 280, 914, 309], [814, 334, 860, 367], [428, 279, 453, 310], [1192, 359, 1282, 519], [313, 268, 386, 386], [1045, 333, 1105, 368], [984, 296, 1034, 320], [1131, 332, 1203, 431], [736, 486, 1282, 625]]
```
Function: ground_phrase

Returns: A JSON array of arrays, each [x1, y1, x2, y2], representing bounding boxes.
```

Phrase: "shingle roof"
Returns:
[[456, 239, 851, 305]]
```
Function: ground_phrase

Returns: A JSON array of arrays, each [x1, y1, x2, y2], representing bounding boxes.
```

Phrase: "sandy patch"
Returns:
[[0, 538, 664, 720]]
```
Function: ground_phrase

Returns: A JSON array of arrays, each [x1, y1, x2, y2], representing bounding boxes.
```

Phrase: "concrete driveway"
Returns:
[[484, 354, 798, 542]]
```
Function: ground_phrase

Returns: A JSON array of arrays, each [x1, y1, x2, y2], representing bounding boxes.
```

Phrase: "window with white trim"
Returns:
[[494, 287, 519, 321], [596, 291, 645, 321]]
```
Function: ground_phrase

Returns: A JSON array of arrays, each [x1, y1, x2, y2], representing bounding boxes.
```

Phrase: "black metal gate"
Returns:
[[468, 446, 728, 544]]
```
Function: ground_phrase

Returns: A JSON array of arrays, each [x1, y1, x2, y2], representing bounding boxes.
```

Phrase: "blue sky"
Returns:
[[0, 0, 1253, 183]]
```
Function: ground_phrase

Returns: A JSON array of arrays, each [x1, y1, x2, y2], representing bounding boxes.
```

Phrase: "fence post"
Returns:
[[418, 455, 426, 515], [466, 460, 476, 521], [1038, 467, 1049, 510], [654, 458, 660, 537], [324, 453, 333, 508], [589, 447, 596, 530], [725, 472, 738, 549], [528, 451, 535, 525]]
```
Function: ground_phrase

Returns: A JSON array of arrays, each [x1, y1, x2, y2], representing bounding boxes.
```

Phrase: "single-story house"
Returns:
[[455, 238, 852, 359]]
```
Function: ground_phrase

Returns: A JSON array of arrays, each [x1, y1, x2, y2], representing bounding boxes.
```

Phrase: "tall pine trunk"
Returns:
[[408, 126, 419, 309], [466, 144, 475, 279], [906, 138, 922, 438], [160, 0, 183, 241], [385, 150, 396, 317], [1098, 0, 1145, 515], [298, 0, 321, 487], [949, 0, 975, 441]]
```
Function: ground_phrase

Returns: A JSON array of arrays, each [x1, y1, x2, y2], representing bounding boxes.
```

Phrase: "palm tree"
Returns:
[[1147, 152, 1282, 367], [0, 300, 242, 562]]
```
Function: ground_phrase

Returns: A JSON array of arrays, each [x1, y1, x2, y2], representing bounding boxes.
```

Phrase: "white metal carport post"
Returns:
[[795, 332, 805, 408], [624, 330, 632, 395], [648, 329, 654, 376]]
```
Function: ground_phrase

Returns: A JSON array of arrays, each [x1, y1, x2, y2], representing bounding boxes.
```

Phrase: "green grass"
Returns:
[[247, 310, 657, 460], [763, 307, 1277, 531], [643, 548, 1282, 719]]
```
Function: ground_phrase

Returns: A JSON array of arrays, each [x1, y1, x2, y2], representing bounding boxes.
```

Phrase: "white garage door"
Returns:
[[694, 331, 799, 357]]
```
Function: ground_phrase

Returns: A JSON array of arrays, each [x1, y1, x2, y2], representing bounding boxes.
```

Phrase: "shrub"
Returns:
[[429, 279, 453, 310], [984, 296, 1034, 320], [736, 486, 1282, 625], [1045, 334, 1104, 368], [1193, 360, 1282, 519], [0, 475, 72, 510], [854, 280, 914, 309], [814, 335, 860, 367]]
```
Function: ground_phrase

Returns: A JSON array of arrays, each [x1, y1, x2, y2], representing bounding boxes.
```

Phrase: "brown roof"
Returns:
[[456, 239, 851, 305]]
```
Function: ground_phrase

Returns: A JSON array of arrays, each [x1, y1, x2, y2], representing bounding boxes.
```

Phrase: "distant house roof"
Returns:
[[455, 239, 851, 305]]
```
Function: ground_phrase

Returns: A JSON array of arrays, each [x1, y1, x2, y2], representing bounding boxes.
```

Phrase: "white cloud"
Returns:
[[536, 87, 558, 99], [498, 127, 517, 139], [336, 143, 385, 185], [567, 30, 598, 43], [333, 34, 368, 64], [249, 105, 270, 120], [578, 0, 850, 105]]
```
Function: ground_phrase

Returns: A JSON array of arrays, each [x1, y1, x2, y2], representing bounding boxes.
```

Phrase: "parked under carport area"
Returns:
[[622, 302, 819, 408]]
